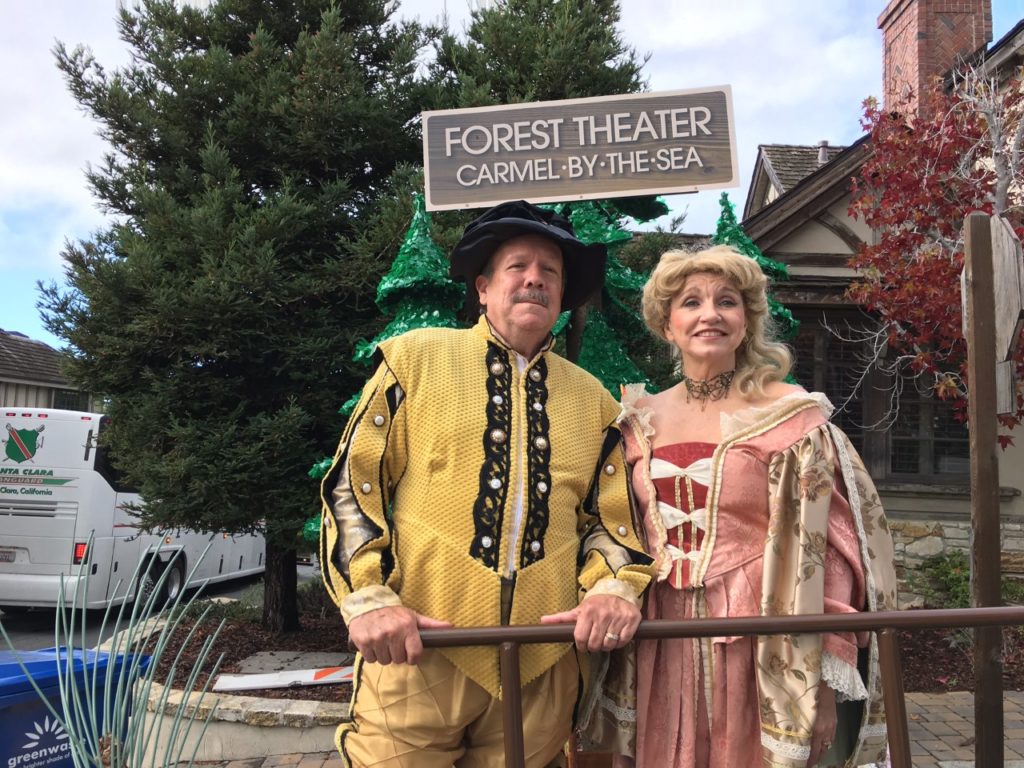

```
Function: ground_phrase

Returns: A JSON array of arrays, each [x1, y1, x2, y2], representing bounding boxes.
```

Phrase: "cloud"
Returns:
[[0, 3, 128, 238], [1, 0, 1018, 346]]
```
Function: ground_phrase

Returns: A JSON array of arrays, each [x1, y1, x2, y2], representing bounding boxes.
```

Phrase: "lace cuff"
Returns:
[[340, 584, 403, 625], [618, 383, 655, 437], [584, 577, 642, 608], [821, 650, 868, 702]]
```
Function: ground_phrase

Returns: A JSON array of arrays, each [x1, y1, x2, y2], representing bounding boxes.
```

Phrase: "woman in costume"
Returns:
[[595, 245, 897, 768]]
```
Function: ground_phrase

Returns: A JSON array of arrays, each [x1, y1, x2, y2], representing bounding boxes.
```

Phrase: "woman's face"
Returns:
[[664, 272, 748, 370]]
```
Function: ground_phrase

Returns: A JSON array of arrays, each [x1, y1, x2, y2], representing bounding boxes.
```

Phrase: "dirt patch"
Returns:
[[150, 612, 352, 703], [897, 622, 1024, 693]]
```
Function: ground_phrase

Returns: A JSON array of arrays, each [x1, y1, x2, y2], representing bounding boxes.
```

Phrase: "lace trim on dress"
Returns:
[[598, 694, 637, 723], [720, 391, 834, 440], [821, 650, 869, 702], [760, 731, 811, 761]]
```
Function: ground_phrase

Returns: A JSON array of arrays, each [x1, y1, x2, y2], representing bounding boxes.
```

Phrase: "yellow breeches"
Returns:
[[337, 649, 579, 768]]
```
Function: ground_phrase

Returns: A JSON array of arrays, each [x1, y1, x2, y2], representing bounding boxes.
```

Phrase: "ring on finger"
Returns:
[[605, 631, 620, 641]]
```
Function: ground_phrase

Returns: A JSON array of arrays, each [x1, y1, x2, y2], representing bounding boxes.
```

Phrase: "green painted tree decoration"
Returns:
[[575, 310, 650, 393], [554, 200, 657, 395], [352, 193, 464, 365], [712, 192, 799, 341]]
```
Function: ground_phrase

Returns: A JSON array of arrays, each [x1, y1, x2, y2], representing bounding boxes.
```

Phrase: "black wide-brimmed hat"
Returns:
[[450, 200, 607, 313]]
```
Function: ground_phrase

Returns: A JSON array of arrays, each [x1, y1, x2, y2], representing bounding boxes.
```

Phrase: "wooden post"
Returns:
[[566, 305, 588, 363], [963, 211, 1004, 767], [499, 641, 526, 768], [877, 629, 911, 768]]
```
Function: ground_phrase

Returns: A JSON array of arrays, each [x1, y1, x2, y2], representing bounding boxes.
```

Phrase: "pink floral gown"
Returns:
[[591, 387, 897, 768]]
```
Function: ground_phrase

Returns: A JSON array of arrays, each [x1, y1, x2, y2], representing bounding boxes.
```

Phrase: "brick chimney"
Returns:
[[878, 0, 992, 117]]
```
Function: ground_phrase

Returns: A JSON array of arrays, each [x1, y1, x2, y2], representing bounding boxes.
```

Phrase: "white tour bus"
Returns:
[[0, 408, 264, 611]]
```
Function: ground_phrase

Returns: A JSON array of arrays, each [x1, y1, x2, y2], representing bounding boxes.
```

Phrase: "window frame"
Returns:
[[789, 311, 969, 485]]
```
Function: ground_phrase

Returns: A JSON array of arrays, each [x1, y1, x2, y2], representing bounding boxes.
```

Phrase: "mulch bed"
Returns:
[[150, 613, 352, 703], [149, 609, 1024, 702], [897, 623, 1024, 692]]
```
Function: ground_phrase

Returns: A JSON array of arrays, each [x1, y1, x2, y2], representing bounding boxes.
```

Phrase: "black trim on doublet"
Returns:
[[469, 343, 512, 569], [520, 357, 551, 567]]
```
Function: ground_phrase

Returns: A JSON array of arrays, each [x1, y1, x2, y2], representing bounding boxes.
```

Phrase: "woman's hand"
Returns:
[[807, 681, 837, 767]]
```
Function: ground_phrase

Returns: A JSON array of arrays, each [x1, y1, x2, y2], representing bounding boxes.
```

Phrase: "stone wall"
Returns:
[[890, 514, 1024, 607]]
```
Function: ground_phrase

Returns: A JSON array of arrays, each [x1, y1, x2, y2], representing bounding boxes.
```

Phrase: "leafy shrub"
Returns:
[[916, 550, 1024, 608]]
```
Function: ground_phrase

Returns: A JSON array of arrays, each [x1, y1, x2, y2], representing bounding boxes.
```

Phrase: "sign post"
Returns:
[[962, 211, 1004, 768], [990, 215, 1024, 414], [422, 88, 738, 210]]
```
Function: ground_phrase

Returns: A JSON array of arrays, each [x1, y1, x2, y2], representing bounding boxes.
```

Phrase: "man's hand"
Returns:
[[807, 682, 838, 767], [540, 594, 641, 653], [348, 606, 452, 665]]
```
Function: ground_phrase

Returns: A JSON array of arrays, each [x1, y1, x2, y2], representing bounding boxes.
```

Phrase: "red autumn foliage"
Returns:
[[848, 71, 1024, 441]]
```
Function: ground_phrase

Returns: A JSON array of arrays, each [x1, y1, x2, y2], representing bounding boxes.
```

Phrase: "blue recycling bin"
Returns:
[[0, 648, 151, 768]]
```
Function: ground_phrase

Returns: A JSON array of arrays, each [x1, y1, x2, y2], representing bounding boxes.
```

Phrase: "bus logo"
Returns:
[[3, 424, 44, 464]]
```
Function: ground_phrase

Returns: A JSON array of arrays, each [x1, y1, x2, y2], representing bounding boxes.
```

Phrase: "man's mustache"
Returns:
[[513, 289, 549, 307]]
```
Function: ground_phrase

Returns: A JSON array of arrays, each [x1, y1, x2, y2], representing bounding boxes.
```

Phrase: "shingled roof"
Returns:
[[0, 329, 68, 386], [760, 143, 847, 194]]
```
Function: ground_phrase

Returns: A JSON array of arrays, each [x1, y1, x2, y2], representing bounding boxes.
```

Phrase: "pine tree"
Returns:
[[40, 0, 433, 631], [427, 0, 646, 108], [555, 200, 660, 393]]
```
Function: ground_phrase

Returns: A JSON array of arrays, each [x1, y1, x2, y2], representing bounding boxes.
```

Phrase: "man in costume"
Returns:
[[320, 200, 655, 767]]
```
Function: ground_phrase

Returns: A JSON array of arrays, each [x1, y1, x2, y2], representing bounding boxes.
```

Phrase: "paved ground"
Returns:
[[195, 690, 1024, 768], [905, 690, 1024, 766]]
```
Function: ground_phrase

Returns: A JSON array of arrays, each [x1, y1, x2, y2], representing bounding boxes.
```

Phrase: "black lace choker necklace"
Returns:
[[680, 369, 735, 410]]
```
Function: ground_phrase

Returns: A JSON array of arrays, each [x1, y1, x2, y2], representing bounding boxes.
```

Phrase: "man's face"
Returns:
[[475, 234, 564, 356]]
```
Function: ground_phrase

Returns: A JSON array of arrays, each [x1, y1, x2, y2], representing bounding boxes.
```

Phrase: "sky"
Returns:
[[3, 1, 1024, 350]]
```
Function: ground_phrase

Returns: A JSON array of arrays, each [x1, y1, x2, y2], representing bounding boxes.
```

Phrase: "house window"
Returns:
[[52, 389, 90, 411], [890, 385, 970, 477], [790, 317, 865, 453], [789, 313, 968, 483]]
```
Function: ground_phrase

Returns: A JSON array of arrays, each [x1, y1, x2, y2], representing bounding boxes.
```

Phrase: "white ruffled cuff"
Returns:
[[618, 383, 655, 437], [821, 650, 868, 702], [340, 584, 403, 625]]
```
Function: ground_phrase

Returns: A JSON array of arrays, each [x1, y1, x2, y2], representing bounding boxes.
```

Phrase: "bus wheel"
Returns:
[[139, 561, 161, 607], [162, 559, 186, 603]]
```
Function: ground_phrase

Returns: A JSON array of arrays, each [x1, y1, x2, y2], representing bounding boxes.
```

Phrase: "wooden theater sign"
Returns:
[[421, 87, 738, 211]]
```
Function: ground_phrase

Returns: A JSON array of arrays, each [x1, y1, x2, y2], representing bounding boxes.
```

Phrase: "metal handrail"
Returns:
[[416, 606, 1024, 768]]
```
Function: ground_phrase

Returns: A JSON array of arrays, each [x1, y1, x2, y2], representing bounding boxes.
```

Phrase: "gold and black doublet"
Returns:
[[320, 317, 653, 696]]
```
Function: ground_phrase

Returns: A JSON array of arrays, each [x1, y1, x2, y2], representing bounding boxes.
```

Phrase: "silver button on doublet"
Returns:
[[530, 540, 541, 553], [604, 464, 616, 475], [373, 415, 385, 426], [490, 361, 505, 376], [490, 429, 507, 444], [492, 395, 503, 405], [481, 536, 493, 548], [532, 402, 543, 412], [617, 526, 628, 536], [537, 481, 548, 493], [529, 369, 541, 381], [361, 482, 372, 493], [489, 478, 502, 490], [534, 436, 549, 450]]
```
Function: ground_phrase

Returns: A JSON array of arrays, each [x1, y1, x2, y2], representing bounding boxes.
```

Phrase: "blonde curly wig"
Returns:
[[641, 245, 792, 398]]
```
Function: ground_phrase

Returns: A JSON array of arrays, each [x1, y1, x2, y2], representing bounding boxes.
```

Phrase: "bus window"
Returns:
[[93, 417, 138, 494]]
